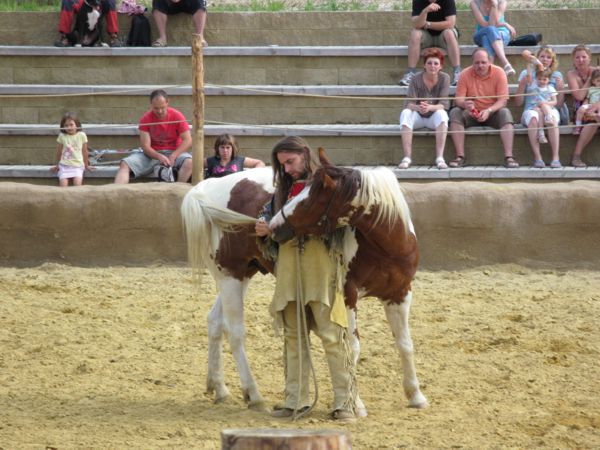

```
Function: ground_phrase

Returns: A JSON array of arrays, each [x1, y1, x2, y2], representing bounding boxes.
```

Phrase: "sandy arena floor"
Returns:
[[1, 263, 599, 449]]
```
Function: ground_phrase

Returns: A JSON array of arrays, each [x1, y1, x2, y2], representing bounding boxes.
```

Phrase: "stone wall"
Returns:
[[2, 181, 599, 268], [0, 10, 598, 46]]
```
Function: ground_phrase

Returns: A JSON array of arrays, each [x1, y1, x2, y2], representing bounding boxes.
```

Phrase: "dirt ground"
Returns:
[[1, 263, 599, 449]]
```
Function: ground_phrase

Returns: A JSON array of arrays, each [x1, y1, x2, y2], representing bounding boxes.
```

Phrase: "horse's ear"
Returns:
[[323, 172, 336, 190], [318, 147, 333, 166]]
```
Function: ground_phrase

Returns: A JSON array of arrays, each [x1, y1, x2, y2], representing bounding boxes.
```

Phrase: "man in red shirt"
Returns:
[[114, 89, 193, 183], [448, 47, 518, 168]]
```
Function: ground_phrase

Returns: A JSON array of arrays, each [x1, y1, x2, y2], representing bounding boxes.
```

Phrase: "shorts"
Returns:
[[450, 106, 513, 129], [122, 149, 192, 178], [521, 108, 559, 127], [58, 164, 84, 179], [400, 108, 448, 130], [152, 0, 206, 15], [421, 28, 459, 50]]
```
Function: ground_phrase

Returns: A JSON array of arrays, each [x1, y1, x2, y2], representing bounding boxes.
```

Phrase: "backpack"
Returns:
[[126, 14, 151, 47]]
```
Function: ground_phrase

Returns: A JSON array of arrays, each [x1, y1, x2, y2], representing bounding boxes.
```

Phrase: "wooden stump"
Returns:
[[221, 428, 352, 450]]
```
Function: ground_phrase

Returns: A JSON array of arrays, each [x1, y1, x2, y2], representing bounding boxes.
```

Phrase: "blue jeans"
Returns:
[[473, 26, 510, 60]]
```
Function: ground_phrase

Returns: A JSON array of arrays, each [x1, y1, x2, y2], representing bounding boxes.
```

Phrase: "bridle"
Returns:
[[279, 178, 341, 236]]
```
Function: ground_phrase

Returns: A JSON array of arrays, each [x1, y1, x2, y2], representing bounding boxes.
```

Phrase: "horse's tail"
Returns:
[[181, 182, 258, 277]]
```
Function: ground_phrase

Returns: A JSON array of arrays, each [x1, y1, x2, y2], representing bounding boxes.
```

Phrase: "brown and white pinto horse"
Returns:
[[181, 155, 427, 413], [269, 149, 428, 408]]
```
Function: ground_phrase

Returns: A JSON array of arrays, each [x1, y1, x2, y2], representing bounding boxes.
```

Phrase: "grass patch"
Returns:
[[0, 0, 599, 12]]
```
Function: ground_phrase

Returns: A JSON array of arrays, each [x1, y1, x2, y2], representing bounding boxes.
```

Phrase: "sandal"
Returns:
[[538, 131, 548, 144], [398, 156, 411, 169], [448, 155, 465, 168], [532, 159, 545, 168], [435, 156, 448, 169], [504, 156, 519, 168], [152, 39, 167, 47], [503, 63, 516, 77], [571, 157, 587, 168], [550, 160, 562, 168]]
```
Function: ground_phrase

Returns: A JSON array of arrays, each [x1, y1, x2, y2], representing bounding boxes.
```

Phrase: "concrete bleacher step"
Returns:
[[1, 44, 595, 86], [2, 164, 599, 184], [0, 83, 552, 125], [0, 123, 595, 168]]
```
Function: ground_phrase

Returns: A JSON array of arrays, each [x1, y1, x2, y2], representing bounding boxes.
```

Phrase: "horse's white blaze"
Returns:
[[383, 292, 428, 408], [268, 185, 310, 230]]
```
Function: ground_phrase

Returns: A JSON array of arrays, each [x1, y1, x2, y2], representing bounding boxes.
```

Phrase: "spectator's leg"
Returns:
[[449, 108, 466, 160], [572, 123, 599, 163], [55, 0, 78, 46], [407, 28, 422, 69], [547, 122, 560, 163], [177, 158, 193, 183], [153, 9, 169, 45], [101, 0, 118, 33], [114, 161, 131, 184], [442, 28, 461, 70], [433, 111, 449, 161], [499, 123, 515, 159], [192, 8, 207, 43], [526, 116, 543, 162]]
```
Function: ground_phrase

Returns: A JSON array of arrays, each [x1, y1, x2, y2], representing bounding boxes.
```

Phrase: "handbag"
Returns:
[[508, 33, 542, 46]]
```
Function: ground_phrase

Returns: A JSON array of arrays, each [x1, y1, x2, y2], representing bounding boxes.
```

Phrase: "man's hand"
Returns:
[[157, 153, 171, 166], [425, 2, 441, 13], [255, 218, 271, 237]]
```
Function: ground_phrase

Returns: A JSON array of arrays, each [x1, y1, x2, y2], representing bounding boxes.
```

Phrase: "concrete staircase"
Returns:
[[1, 10, 599, 183]]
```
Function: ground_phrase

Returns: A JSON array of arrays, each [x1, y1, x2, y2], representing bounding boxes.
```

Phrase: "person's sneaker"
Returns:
[[398, 71, 415, 86], [538, 131, 548, 144], [271, 405, 309, 418], [54, 34, 71, 47], [452, 68, 461, 86], [108, 34, 122, 47]]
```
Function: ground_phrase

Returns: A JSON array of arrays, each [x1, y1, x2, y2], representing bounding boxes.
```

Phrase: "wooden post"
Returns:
[[221, 429, 352, 450], [191, 33, 205, 184]]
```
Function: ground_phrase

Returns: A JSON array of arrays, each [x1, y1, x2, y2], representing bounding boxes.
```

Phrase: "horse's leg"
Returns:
[[220, 276, 266, 410], [206, 294, 230, 403], [383, 291, 429, 409], [347, 307, 368, 417]]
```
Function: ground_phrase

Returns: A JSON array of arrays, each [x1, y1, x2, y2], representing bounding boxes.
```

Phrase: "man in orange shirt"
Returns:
[[448, 47, 518, 168]]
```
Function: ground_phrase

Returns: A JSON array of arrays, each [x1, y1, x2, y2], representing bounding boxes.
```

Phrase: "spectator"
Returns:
[[398, 48, 450, 170], [566, 44, 600, 167], [51, 112, 93, 186], [151, 0, 207, 47], [205, 134, 265, 178], [515, 68, 561, 168], [449, 47, 518, 168], [470, 0, 516, 76], [54, 0, 121, 47], [399, 0, 462, 87], [114, 89, 192, 183], [572, 69, 600, 135]]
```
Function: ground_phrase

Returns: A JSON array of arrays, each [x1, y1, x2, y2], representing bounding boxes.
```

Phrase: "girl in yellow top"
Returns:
[[51, 112, 92, 187]]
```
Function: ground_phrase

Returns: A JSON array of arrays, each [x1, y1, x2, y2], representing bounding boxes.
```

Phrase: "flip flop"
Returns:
[[448, 155, 465, 168], [152, 39, 167, 47]]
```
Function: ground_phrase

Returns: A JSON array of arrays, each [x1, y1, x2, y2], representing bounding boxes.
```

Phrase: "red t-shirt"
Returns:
[[288, 181, 307, 199], [138, 107, 190, 151]]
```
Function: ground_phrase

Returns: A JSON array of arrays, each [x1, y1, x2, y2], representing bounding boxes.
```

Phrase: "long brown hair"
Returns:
[[270, 136, 320, 212], [212, 133, 239, 158]]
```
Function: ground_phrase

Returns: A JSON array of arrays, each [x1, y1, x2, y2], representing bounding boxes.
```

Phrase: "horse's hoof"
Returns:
[[408, 400, 429, 409], [248, 401, 268, 413], [214, 395, 229, 404]]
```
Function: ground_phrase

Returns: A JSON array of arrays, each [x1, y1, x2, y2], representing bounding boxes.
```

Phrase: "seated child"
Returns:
[[573, 68, 600, 135]]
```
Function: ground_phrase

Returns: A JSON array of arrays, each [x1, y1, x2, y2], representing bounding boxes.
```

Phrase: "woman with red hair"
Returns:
[[398, 48, 450, 169]]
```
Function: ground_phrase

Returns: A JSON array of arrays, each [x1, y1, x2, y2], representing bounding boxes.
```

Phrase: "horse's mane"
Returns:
[[316, 165, 411, 232]]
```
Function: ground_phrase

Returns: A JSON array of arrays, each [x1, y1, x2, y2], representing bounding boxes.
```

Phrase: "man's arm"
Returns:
[[140, 130, 170, 165], [427, 14, 456, 32], [412, 2, 441, 29], [168, 130, 192, 160]]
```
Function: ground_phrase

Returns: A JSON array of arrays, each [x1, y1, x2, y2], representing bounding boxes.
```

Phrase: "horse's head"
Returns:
[[269, 148, 359, 243]]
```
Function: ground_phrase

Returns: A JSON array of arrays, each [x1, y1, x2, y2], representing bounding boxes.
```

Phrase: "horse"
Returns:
[[180, 155, 428, 413]]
